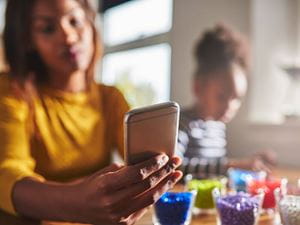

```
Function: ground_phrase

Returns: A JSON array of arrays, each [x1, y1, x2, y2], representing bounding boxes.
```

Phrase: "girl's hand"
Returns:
[[228, 156, 272, 174]]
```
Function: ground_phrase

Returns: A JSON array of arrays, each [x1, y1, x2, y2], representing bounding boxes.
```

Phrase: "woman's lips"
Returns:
[[61, 48, 81, 62], [68, 51, 79, 61]]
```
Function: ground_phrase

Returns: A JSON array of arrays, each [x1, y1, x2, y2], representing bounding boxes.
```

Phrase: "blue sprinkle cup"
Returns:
[[228, 169, 265, 192], [154, 192, 194, 225]]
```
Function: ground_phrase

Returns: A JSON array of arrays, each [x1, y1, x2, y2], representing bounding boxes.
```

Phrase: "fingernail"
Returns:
[[157, 154, 169, 167], [161, 154, 169, 163], [167, 172, 182, 188], [173, 171, 183, 180], [171, 157, 181, 167]]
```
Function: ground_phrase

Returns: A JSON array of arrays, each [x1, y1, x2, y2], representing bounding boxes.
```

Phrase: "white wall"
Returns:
[[170, 0, 250, 106], [249, 0, 298, 123], [170, 0, 300, 168]]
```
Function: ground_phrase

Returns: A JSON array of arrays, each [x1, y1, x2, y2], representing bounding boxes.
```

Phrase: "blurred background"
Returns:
[[0, 0, 300, 168]]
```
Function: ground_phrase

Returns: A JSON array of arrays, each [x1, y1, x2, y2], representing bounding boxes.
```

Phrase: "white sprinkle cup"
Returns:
[[279, 195, 300, 225]]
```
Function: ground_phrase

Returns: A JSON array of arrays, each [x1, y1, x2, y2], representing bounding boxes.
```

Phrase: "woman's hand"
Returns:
[[13, 154, 181, 225], [68, 154, 182, 225]]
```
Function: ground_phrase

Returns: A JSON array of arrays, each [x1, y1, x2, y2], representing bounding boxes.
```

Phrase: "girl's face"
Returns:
[[194, 64, 248, 122], [31, 0, 94, 76]]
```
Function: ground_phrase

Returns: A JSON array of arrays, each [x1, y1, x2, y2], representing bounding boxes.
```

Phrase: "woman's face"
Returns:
[[194, 64, 248, 122], [31, 0, 94, 76]]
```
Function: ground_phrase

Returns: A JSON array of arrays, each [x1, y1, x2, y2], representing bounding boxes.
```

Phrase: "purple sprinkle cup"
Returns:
[[216, 192, 260, 225]]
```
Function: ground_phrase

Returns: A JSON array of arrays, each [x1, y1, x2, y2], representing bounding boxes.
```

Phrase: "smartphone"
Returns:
[[125, 101, 180, 165]]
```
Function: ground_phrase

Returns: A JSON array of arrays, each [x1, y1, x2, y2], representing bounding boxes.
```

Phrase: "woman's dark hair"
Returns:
[[194, 23, 250, 78], [3, 0, 101, 85]]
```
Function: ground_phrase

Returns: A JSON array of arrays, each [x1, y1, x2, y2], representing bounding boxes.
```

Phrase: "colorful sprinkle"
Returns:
[[188, 179, 224, 209], [154, 192, 194, 225], [216, 192, 261, 225]]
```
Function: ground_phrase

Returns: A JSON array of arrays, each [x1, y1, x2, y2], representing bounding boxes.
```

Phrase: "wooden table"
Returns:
[[0, 206, 279, 225], [0, 168, 298, 225], [134, 208, 279, 225]]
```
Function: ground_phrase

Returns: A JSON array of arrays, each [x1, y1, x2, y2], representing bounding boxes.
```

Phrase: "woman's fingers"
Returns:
[[168, 156, 182, 169], [100, 154, 171, 191], [84, 156, 182, 225], [100, 171, 182, 223], [96, 163, 123, 175], [86, 163, 123, 182], [121, 170, 183, 218], [111, 157, 181, 206]]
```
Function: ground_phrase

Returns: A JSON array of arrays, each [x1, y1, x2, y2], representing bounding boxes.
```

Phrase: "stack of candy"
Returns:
[[247, 179, 282, 209], [278, 195, 300, 225], [187, 179, 225, 210], [153, 192, 195, 225], [215, 192, 262, 225], [228, 168, 266, 192]]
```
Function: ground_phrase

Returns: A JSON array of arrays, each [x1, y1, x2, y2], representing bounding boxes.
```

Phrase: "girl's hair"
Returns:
[[3, 0, 101, 86], [194, 23, 250, 78]]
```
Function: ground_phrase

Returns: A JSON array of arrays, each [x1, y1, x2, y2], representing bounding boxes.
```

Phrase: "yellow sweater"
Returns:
[[0, 75, 129, 215]]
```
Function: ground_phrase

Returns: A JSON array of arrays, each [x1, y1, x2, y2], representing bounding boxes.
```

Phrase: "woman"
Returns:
[[0, 0, 182, 224]]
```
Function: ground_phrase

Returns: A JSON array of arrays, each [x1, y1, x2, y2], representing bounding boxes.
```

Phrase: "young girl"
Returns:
[[177, 24, 275, 178], [0, 0, 182, 224]]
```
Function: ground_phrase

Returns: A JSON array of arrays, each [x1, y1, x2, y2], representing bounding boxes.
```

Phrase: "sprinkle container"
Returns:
[[275, 181, 300, 225], [153, 191, 196, 225], [213, 189, 264, 225], [228, 168, 266, 192], [278, 195, 300, 225], [247, 178, 286, 209], [187, 177, 227, 212]]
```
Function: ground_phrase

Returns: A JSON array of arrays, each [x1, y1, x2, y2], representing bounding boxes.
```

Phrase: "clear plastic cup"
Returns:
[[153, 191, 196, 225], [213, 188, 264, 225], [247, 178, 287, 214], [186, 175, 227, 215], [228, 168, 266, 193], [275, 180, 300, 225]]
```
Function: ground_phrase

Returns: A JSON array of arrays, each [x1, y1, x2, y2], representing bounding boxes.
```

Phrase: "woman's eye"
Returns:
[[70, 17, 84, 28], [38, 24, 55, 34]]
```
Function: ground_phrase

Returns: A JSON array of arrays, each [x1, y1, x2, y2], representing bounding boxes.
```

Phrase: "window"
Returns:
[[101, 0, 173, 108], [0, 0, 5, 33], [0, 0, 6, 71], [102, 44, 171, 107], [103, 0, 172, 46]]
